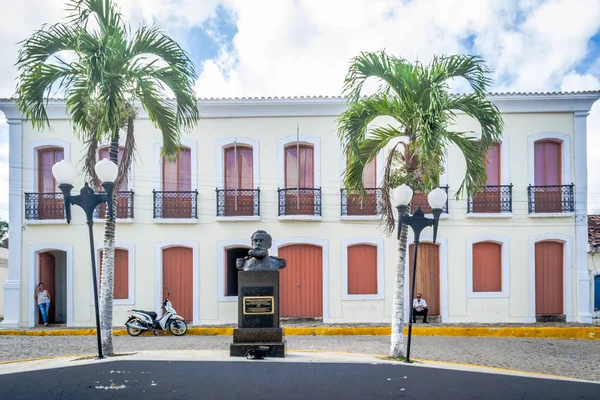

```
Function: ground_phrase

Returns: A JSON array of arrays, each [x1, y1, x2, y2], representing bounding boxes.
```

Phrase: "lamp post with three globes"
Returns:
[[52, 158, 118, 359]]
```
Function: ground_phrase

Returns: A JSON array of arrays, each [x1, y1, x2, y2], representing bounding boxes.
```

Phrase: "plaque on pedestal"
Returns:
[[230, 230, 287, 358]]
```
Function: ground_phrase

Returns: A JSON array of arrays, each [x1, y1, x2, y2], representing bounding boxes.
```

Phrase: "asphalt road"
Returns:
[[1, 360, 598, 400]]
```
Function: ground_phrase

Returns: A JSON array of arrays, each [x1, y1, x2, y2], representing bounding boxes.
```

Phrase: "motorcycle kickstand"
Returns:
[[152, 330, 158, 336]]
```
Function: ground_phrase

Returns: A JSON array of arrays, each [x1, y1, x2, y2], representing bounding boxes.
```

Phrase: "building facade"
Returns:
[[1, 92, 599, 328]]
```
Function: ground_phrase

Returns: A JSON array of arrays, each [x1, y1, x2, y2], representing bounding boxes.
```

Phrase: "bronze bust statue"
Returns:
[[236, 230, 287, 271]]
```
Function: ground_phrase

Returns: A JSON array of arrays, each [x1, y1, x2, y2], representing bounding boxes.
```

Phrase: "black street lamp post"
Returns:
[[52, 159, 118, 360], [394, 184, 447, 364]]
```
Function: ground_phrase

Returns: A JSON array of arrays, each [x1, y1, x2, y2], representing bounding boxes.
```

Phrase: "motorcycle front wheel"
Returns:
[[168, 319, 188, 336], [126, 318, 144, 337]]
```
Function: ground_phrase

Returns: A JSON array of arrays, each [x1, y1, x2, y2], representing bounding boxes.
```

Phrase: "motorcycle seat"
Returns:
[[132, 310, 157, 320]]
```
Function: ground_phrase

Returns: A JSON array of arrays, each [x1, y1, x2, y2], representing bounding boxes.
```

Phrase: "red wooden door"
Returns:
[[162, 148, 192, 218], [285, 145, 315, 215], [409, 243, 440, 316], [224, 145, 254, 216], [535, 241, 563, 315], [162, 247, 193, 321], [534, 140, 562, 213], [38, 252, 56, 324], [473, 143, 501, 213], [38, 148, 64, 219], [278, 245, 323, 318]]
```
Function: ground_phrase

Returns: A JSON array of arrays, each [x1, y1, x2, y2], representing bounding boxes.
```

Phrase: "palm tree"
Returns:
[[15, 0, 199, 355], [337, 51, 504, 358], [0, 219, 7, 248]]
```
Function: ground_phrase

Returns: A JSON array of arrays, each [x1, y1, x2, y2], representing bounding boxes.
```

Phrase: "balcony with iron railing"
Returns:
[[528, 184, 575, 214], [410, 186, 449, 214], [340, 188, 382, 217], [24, 192, 65, 221], [467, 185, 513, 214], [95, 191, 135, 220], [153, 190, 198, 219], [278, 188, 322, 217], [216, 188, 260, 218]]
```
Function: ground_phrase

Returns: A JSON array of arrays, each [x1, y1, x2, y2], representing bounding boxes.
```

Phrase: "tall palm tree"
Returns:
[[15, 0, 199, 355], [337, 51, 504, 358]]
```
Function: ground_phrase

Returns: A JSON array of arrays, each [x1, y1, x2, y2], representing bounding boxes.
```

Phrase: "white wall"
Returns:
[[0, 247, 8, 318]]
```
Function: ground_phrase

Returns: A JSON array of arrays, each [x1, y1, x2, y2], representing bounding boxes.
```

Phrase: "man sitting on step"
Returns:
[[412, 293, 428, 323]]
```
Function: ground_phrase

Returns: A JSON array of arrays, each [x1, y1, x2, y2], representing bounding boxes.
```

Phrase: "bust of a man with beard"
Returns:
[[236, 230, 287, 272]]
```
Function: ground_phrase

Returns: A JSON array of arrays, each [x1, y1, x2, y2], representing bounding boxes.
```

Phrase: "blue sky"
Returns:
[[1, 0, 600, 221]]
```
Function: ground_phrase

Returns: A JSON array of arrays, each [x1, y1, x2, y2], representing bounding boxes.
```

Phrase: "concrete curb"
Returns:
[[0, 326, 598, 339]]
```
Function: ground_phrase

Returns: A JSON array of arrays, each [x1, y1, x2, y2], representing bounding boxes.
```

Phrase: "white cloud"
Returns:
[[1, 0, 600, 218]]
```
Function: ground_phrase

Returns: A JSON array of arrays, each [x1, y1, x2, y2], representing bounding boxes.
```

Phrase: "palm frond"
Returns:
[[341, 50, 409, 102], [447, 94, 504, 148], [428, 54, 493, 96], [135, 76, 180, 160], [444, 131, 487, 197]]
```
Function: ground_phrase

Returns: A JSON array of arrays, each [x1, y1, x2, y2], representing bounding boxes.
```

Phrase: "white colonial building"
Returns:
[[1, 91, 599, 328]]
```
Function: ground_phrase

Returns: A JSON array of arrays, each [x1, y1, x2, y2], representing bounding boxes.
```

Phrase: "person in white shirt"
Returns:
[[412, 293, 428, 323]]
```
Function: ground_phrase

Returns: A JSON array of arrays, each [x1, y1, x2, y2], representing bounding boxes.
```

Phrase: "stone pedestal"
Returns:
[[230, 271, 286, 357]]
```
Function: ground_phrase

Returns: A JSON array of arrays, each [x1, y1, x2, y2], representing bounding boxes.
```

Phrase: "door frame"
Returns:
[[404, 235, 448, 323], [155, 240, 199, 325], [527, 233, 573, 322], [28, 243, 73, 328], [271, 237, 329, 322]]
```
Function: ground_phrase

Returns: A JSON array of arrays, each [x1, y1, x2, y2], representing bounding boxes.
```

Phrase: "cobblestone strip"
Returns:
[[1, 336, 598, 382]]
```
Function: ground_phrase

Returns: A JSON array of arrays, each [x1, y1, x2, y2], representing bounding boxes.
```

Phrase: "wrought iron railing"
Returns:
[[24, 192, 65, 220], [340, 188, 382, 216], [467, 185, 512, 214], [95, 191, 135, 219], [153, 190, 198, 219], [216, 188, 260, 217], [278, 188, 322, 216], [528, 184, 574, 214], [410, 186, 449, 214]]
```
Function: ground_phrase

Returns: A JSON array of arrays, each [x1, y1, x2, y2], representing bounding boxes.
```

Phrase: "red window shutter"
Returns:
[[485, 143, 501, 186], [99, 249, 129, 300], [224, 146, 253, 189], [38, 148, 64, 192], [472, 242, 502, 292], [285, 145, 314, 188], [534, 140, 561, 186], [347, 244, 378, 295]]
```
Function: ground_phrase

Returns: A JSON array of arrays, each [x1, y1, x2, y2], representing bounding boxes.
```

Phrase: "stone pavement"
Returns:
[[1, 334, 599, 382]]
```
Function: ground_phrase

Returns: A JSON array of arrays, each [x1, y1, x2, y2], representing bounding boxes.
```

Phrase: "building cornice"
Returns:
[[1, 91, 599, 120]]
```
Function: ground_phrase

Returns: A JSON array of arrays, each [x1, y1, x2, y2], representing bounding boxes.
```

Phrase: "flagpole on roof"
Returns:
[[234, 137, 238, 211], [296, 124, 300, 210]]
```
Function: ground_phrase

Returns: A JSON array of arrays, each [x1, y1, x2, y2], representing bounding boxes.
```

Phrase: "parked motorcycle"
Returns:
[[125, 298, 188, 336]]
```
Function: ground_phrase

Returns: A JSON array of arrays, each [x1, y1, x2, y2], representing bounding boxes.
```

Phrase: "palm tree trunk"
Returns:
[[99, 132, 119, 356], [390, 204, 410, 357]]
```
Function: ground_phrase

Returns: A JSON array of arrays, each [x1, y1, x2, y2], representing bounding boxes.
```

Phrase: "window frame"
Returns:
[[467, 235, 510, 298], [341, 237, 384, 300]]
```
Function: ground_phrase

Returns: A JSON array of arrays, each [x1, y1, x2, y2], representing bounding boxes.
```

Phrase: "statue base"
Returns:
[[230, 271, 286, 358]]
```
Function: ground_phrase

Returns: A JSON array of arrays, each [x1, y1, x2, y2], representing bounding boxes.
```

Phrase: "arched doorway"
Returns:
[[278, 244, 323, 318], [535, 241, 564, 317], [408, 243, 440, 318], [162, 247, 193, 321], [37, 250, 68, 325]]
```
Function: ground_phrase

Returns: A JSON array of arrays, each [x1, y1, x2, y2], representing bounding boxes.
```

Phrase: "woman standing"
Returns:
[[35, 283, 51, 326]]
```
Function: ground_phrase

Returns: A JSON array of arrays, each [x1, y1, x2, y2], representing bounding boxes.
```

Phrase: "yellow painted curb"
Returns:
[[0, 326, 598, 339]]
